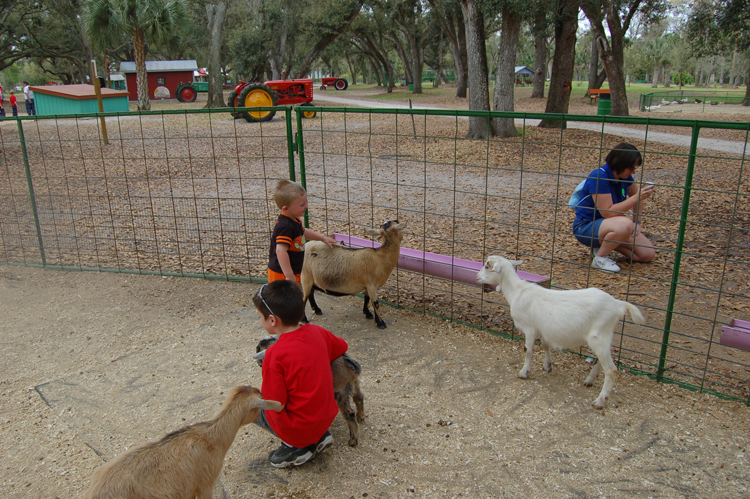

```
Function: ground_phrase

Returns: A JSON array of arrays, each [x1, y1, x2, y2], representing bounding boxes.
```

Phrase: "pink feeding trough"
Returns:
[[720, 318, 750, 351], [333, 234, 550, 288]]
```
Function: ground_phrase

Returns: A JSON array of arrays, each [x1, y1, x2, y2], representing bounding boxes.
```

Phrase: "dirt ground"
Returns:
[[1, 266, 749, 499], [1, 85, 749, 499]]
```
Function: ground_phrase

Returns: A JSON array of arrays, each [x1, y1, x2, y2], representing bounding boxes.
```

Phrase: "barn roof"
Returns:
[[120, 60, 198, 73], [514, 66, 535, 76]]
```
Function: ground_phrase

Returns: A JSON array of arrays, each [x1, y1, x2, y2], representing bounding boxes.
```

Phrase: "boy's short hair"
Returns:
[[606, 143, 642, 175], [273, 179, 306, 210], [252, 280, 305, 325]]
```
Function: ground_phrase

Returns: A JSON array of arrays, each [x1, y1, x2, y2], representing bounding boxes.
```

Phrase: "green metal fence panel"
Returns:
[[0, 108, 294, 281], [1, 106, 749, 404], [293, 106, 750, 404]]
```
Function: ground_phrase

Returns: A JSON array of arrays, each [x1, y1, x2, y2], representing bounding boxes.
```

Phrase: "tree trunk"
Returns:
[[133, 28, 150, 111], [539, 0, 577, 128], [455, 17, 468, 98], [393, 36, 412, 84], [663, 65, 671, 87], [435, 29, 443, 89], [531, 29, 547, 98], [587, 35, 599, 90], [206, 3, 227, 108], [492, 10, 521, 138], [346, 54, 357, 84], [411, 34, 424, 94], [651, 64, 659, 88], [730, 47, 738, 88], [744, 67, 750, 106], [458, 0, 491, 139]]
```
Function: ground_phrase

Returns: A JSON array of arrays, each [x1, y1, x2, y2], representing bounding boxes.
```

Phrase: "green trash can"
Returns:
[[408, 83, 413, 91], [597, 93, 611, 115]]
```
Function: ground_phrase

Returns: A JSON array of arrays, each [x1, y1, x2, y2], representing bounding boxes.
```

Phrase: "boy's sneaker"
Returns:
[[592, 255, 620, 272], [269, 443, 313, 468], [311, 431, 333, 455]]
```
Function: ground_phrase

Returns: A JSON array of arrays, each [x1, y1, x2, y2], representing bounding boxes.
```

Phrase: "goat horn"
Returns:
[[252, 350, 267, 361]]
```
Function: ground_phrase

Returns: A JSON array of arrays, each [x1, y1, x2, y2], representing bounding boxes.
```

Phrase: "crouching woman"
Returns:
[[572, 143, 656, 273]]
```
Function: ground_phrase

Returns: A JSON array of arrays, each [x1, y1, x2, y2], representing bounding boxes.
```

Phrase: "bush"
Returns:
[[672, 73, 695, 85]]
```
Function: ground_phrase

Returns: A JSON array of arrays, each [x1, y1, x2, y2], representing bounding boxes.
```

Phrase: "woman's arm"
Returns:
[[593, 184, 653, 219]]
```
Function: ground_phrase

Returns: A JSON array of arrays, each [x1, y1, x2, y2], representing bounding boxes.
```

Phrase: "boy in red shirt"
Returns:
[[251, 279, 348, 467], [9, 90, 17, 116], [268, 179, 336, 283]]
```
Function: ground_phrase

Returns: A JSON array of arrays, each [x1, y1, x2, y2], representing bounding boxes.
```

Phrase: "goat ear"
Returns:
[[394, 221, 407, 230], [252, 350, 267, 361], [509, 259, 524, 268], [255, 399, 282, 411], [364, 228, 381, 237]]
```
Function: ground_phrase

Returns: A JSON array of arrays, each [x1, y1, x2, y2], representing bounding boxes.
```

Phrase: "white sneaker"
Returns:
[[592, 255, 620, 272]]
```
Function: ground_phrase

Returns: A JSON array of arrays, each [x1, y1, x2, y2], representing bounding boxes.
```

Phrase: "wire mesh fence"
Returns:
[[640, 90, 749, 112], [1, 107, 748, 404]]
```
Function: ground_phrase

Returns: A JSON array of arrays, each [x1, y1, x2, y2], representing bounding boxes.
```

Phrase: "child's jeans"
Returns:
[[12, 106, 17, 116]]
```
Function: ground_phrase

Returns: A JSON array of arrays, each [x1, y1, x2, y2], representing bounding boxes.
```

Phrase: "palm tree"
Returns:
[[84, 0, 188, 111]]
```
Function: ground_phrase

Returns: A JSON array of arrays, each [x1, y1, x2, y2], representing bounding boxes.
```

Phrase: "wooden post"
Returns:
[[91, 60, 108, 145]]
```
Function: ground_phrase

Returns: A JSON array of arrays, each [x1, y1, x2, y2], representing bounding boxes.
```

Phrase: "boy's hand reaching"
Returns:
[[321, 235, 337, 248]]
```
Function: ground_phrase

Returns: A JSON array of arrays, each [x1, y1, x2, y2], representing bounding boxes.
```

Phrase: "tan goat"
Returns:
[[85, 385, 281, 499], [302, 220, 406, 328]]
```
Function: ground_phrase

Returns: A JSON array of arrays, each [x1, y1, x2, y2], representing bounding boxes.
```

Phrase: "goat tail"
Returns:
[[624, 302, 646, 324]]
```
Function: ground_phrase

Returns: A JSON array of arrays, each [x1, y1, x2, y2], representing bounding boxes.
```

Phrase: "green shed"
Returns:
[[31, 84, 130, 116]]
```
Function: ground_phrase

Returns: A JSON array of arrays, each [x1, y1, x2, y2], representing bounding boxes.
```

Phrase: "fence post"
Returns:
[[657, 123, 700, 382], [17, 119, 46, 267], [293, 106, 309, 228], [285, 106, 296, 182]]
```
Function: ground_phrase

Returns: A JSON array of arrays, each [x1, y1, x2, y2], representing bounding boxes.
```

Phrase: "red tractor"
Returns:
[[320, 77, 349, 90], [228, 75, 317, 122]]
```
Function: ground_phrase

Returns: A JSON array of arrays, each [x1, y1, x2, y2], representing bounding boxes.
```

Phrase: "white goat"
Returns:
[[301, 220, 406, 329], [476, 256, 645, 409], [85, 385, 281, 499]]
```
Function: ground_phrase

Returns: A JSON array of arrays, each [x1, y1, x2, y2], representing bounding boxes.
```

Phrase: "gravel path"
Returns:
[[313, 94, 748, 155]]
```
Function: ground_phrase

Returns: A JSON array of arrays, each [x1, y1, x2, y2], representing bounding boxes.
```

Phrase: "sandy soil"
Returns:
[[1, 267, 749, 499]]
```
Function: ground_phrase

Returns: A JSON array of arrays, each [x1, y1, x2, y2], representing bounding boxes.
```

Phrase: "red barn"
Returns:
[[119, 60, 198, 101]]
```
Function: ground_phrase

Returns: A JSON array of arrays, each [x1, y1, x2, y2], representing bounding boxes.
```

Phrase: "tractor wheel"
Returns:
[[179, 84, 197, 103], [334, 78, 348, 90], [320, 85, 327, 90], [175, 83, 186, 102], [300, 103, 317, 119], [238, 83, 277, 122], [227, 90, 242, 119]]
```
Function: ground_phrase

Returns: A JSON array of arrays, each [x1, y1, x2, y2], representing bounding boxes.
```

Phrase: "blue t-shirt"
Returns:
[[574, 164, 633, 223]]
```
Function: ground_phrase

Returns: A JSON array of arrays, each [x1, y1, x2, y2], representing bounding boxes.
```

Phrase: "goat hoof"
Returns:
[[314, 309, 323, 316], [376, 322, 387, 329], [593, 401, 605, 410], [583, 381, 593, 387], [518, 371, 529, 379], [348, 437, 358, 446], [543, 365, 552, 372], [364, 313, 374, 320]]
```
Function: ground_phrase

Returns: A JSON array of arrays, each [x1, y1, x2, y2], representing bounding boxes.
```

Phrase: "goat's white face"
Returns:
[[476, 256, 523, 287]]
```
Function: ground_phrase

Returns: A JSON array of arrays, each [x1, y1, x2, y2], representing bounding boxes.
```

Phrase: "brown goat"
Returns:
[[302, 220, 406, 328], [253, 335, 365, 446], [85, 385, 281, 499]]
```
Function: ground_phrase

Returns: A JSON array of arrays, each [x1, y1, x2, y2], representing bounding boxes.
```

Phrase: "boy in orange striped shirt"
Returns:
[[267, 180, 335, 283]]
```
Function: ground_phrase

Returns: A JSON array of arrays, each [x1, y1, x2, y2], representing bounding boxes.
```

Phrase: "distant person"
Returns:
[[571, 142, 656, 272], [0, 96, 5, 117], [9, 90, 17, 116], [22, 81, 35, 115], [268, 179, 336, 283]]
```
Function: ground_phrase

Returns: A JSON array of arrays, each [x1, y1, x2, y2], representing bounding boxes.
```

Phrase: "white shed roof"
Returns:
[[120, 60, 198, 73]]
